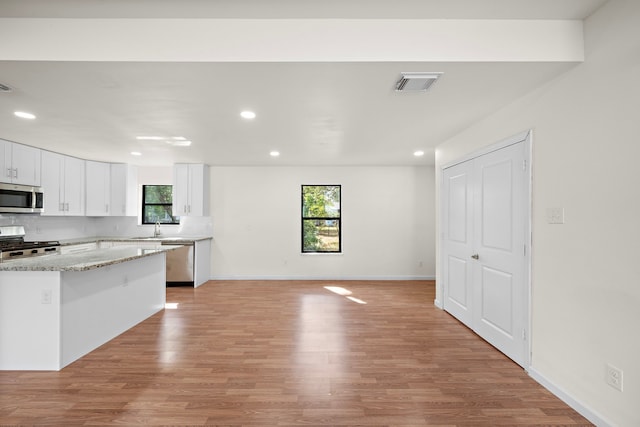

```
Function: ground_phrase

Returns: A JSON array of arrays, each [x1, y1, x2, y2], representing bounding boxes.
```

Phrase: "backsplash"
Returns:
[[0, 215, 99, 241], [0, 214, 212, 242]]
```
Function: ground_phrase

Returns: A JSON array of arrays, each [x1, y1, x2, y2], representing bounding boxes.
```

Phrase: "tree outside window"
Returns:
[[142, 185, 179, 224], [301, 185, 341, 253]]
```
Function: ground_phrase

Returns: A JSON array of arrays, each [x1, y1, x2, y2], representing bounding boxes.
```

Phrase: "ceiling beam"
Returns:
[[0, 18, 584, 62]]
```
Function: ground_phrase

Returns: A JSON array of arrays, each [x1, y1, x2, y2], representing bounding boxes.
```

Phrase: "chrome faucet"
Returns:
[[154, 220, 161, 237]]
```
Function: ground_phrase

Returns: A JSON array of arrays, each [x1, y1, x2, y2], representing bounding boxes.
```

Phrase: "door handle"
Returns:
[[471, 254, 479, 260]]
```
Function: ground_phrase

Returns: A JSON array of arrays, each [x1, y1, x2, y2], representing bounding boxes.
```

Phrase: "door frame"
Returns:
[[439, 130, 532, 369]]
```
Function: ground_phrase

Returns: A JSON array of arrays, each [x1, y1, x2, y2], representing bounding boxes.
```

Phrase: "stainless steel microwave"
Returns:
[[0, 182, 44, 213]]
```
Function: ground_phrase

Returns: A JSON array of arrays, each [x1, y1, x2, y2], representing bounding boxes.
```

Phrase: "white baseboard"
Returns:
[[434, 298, 443, 309], [528, 367, 613, 427], [209, 275, 435, 281]]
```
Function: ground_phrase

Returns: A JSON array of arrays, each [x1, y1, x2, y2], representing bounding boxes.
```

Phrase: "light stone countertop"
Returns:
[[0, 245, 182, 272], [59, 235, 213, 246]]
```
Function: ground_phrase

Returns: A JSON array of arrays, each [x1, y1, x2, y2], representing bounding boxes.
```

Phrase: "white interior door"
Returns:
[[442, 160, 474, 328], [471, 142, 527, 366], [442, 134, 530, 367]]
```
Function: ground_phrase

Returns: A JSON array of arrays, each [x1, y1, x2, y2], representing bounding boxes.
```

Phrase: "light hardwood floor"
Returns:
[[0, 280, 591, 426]]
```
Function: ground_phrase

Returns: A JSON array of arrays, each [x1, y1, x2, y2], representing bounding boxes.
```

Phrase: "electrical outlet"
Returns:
[[606, 364, 623, 391], [546, 207, 565, 224], [41, 289, 52, 304]]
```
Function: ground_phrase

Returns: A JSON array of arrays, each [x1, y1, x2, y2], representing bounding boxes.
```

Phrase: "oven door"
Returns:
[[0, 183, 44, 213]]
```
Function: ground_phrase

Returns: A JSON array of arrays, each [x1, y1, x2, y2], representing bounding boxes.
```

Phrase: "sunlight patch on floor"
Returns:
[[323, 286, 352, 296]]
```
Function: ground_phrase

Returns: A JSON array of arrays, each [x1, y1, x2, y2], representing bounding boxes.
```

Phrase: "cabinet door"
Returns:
[[85, 161, 110, 216], [172, 163, 209, 217], [110, 164, 137, 216], [11, 143, 41, 186], [110, 164, 127, 216], [41, 151, 64, 216], [172, 164, 189, 216], [0, 139, 10, 183], [64, 156, 85, 216], [187, 164, 209, 216]]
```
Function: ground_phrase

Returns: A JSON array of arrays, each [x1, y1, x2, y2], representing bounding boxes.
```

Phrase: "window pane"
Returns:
[[144, 185, 173, 204], [302, 219, 340, 252], [302, 185, 340, 218], [143, 205, 178, 224]]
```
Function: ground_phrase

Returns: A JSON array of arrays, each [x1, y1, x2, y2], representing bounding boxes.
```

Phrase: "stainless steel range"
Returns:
[[0, 225, 60, 262]]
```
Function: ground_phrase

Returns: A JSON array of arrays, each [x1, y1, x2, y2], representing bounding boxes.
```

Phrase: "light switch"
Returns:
[[546, 208, 565, 224]]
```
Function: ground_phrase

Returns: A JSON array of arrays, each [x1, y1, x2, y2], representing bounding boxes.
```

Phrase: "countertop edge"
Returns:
[[0, 246, 183, 272], [59, 236, 213, 246]]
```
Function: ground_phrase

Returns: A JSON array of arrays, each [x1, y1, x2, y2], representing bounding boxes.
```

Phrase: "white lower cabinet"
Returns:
[[194, 239, 211, 287], [0, 254, 166, 370]]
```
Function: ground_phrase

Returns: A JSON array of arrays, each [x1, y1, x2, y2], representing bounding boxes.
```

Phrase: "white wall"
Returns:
[[435, 1, 640, 425], [210, 166, 434, 280]]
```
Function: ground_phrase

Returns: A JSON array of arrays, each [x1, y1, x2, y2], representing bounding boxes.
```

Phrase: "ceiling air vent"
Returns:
[[395, 72, 442, 92], [0, 83, 12, 93]]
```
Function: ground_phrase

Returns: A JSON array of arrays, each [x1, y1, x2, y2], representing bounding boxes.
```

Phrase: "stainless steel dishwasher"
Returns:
[[164, 242, 194, 285]]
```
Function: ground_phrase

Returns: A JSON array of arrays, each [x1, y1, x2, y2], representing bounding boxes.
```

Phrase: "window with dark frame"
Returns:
[[142, 185, 180, 225], [301, 185, 341, 253]]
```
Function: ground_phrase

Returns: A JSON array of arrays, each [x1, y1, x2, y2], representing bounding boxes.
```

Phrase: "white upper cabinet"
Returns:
[[1, 139, 41, 186], [85, 160, 111, 216], [172, 163, 209, 217], [110, 163, 138, 216], [41, 151, 85, 216]]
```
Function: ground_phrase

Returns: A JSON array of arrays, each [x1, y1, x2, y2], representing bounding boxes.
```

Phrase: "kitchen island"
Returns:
[[60, 235, 213, 287], [0, 246, 177, 371]]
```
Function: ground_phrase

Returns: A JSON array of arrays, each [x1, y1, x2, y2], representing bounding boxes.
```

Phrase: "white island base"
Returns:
[[0, 253, 166, 371]]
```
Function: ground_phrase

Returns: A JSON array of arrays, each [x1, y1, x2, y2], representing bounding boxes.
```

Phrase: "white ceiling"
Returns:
[[0, 0, 608, 167]]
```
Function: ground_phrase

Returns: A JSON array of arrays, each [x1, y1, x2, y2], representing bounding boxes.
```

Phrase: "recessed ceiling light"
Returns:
[[270, 151, 280, 157], [137, 136, 192, 147], [414, 150, 425, 157], [14, 111, 36, 120], [131, 151, 142, 156], [171, 140, 192, 147], [241, 111, 256, 119], [136, 136, 164, 140]]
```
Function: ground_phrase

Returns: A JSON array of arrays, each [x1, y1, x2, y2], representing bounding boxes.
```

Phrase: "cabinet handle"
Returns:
[[59, 203, 64, 212], [65, 203, 69, 211], [188, 205, 191, 214], [13, 168, 18, 178], [183, 205, 187, 213], [6, 168, 10, 178]]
